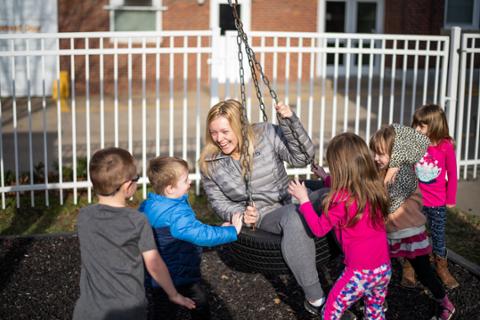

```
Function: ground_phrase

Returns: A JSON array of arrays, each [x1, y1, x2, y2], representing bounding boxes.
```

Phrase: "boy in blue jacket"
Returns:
[[140, 156, 243, 320]]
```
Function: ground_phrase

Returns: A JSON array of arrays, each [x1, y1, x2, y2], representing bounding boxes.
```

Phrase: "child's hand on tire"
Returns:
[[231, 212, 243, 234]]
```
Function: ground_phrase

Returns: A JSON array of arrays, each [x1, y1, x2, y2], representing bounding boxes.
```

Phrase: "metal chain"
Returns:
[[233, 12, 253, 206], [231, 2, 268, 122], [228, 1, 314, 200]]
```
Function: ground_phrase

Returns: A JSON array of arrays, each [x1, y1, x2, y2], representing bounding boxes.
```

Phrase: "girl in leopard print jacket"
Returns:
[[370, 124, 455, 320]]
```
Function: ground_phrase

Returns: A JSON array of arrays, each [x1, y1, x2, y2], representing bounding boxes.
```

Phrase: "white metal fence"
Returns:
[[456, 32, 480, 180], [0, 27, 477, 208]]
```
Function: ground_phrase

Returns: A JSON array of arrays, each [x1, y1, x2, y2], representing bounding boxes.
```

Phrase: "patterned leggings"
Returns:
[[322, 263, 392, 320], [423, 206, 447, 257]]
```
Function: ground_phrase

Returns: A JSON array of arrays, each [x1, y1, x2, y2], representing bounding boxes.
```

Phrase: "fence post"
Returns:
[[210, 27, 220, 107], [454, 28, 468, 179], [447, 26, 461, 138]]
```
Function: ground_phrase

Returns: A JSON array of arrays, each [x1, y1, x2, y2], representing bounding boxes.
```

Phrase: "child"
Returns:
[[289, 133, 391, 320], [412, 104, 459, 289], [139, 156, 243, 320], [73, 148, 195, 320], [370, 124, 455, 320]]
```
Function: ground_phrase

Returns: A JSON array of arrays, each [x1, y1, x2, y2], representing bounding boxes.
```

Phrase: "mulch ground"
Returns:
[[0, 235, 479, 320]]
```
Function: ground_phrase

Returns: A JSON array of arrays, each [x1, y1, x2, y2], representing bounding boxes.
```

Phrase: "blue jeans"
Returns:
[[422, 206, 447, 258]]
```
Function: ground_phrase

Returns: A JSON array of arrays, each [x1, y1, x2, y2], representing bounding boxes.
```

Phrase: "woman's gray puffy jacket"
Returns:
[[201, 113, 314, 223]]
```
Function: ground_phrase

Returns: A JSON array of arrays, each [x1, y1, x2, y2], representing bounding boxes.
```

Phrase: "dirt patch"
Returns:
[[1, 235, 479, 319]]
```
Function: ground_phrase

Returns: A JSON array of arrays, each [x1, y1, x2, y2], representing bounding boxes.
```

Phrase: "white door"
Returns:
[[210, 0, 251, 83]]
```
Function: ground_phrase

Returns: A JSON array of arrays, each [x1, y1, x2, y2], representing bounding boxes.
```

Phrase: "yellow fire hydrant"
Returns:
[[52, 71, 70, 112]]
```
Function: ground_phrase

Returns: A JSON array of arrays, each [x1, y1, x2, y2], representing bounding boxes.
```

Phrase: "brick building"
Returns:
[[53, 0, 472, 94], [58, 0, 461, 36]]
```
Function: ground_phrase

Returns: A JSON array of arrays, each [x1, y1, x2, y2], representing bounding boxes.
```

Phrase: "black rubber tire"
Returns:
[[227, 227, 339, 275]]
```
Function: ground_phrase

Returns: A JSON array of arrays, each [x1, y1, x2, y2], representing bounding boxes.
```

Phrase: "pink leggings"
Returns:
[[322, 263, 391, 320]]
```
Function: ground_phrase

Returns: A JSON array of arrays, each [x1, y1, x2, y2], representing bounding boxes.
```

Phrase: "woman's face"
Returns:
[[209, 116, 240, 157]]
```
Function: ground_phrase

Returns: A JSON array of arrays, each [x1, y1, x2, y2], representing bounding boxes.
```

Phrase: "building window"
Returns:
[[105, 0, 165, 32], [326, 1, 346, 32], [323, 0, 383, 66], [219, 3, 239, 35], [444, 0, 480, 29], [323, 0, 383, 34], [356, 2, 377, 33]]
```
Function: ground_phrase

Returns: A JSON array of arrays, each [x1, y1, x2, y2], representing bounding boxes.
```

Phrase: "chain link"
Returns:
[[233, 11, 253, 206], [228, 0, 314, 210]]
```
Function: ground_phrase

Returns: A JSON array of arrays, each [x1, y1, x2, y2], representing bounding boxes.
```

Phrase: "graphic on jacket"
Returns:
[[415, 152, 441, 184]]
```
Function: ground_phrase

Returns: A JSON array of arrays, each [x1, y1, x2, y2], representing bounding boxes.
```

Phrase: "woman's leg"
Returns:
[[259, 204, 324, 301]]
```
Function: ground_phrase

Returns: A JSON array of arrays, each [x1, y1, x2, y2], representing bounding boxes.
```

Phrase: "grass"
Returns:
[[0, 188, 219, 236], [0, 190, 479, 265], [445, 207, 480, 265]]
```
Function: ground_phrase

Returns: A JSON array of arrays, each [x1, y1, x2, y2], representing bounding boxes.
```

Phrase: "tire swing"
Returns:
[[225, 0, 339, 275]]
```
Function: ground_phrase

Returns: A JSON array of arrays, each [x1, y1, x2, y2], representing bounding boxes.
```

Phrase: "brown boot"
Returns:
[[400, 259, 416, 288], [435, 255, 459, 289]]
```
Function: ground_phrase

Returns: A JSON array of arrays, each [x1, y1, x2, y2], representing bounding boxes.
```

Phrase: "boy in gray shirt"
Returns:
[[73, 147, 195, 320]]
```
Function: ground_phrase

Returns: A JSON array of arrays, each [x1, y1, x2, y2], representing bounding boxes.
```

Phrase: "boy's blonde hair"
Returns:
[[89, 147, 137, 196], [323, 133, 389, 228], [148, 156, 189, 195], [412, 104, 451, 144]]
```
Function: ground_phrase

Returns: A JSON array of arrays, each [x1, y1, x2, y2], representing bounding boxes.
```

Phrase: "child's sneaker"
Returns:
[[431, 295, 455, 320]]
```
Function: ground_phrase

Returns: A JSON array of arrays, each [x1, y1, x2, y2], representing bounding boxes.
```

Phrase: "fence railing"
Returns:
[[456, 32, 480, 180], [0, 27, 477, 208]]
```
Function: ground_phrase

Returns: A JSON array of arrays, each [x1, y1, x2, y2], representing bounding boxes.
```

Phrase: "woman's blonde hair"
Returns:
[[322, 133, 389, 228], [199, 99, 255, 176], [412, 104, 451, 144]]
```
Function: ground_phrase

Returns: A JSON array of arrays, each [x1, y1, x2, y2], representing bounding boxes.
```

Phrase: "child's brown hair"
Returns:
[[89, 147, 137, 196], [369, 125, 395, 158], [323, 133, 389, 228], [412, 104, 451, 144], [148, 156, 189, 195]]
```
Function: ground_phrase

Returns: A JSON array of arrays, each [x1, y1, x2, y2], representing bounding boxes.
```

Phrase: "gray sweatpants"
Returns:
[[257, 189, 328, 301]]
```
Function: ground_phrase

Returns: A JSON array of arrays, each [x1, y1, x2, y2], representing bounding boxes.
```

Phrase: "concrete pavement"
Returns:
[[457, 179, 480, 216]]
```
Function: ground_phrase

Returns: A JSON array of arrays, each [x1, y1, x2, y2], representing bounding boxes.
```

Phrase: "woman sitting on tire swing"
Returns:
[[199, 99, 327, 315]]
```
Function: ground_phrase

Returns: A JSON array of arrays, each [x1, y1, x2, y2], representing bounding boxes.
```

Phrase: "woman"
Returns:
[[199, 99, 326, 314]]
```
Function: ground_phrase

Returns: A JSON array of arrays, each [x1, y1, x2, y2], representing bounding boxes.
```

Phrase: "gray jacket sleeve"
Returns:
[[201, 173, 246, 222], [274, 112, 315, 167], [390, 124, 430, 168]]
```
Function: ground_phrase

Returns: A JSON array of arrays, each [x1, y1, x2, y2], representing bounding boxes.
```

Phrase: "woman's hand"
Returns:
[[288, 179, 310, 204], [243, 204, 259, 225], [275, 102, 293, 118]]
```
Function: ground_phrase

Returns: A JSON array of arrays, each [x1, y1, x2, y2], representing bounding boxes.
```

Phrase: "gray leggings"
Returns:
[[258, 189, 327, 301]]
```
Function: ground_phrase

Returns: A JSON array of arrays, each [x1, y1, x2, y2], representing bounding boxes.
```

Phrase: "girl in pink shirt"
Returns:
[[412, 104, 459, 289], [289, 133, 391, 320]]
